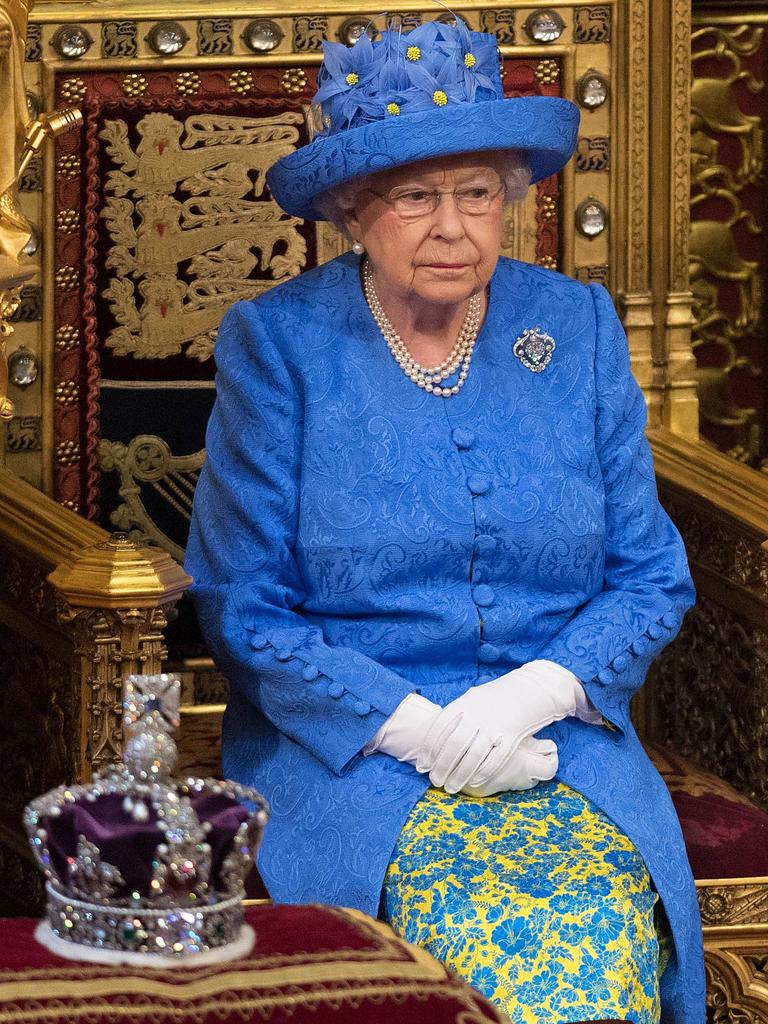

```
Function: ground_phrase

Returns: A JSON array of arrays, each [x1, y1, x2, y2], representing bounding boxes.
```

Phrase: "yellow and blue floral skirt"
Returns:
[[382, 781, 669, 1024]]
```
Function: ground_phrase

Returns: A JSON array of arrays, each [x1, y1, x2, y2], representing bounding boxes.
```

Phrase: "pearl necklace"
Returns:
[[362, 259, 482, 397]]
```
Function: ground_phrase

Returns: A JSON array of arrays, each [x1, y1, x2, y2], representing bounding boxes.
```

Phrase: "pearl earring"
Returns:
[[352, 240, 365, 255]]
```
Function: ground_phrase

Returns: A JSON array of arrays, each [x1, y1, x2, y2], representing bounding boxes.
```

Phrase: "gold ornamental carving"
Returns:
[[705, 943, 768, 1024], [699, 884, 768, 928], [48, 533, 192, 775], [692, 27, 764, 187], [100, 111, 307, 361], [0, 0, 81, 427], [58, 602, 175, 774], [98, 437, 205, 562], [690, 24, 765, 464], [0, 0, 34, 423], [654, 585, 768, 809], [48, 532, 191, 609], [670, 0, 693, 294], [0, 0, 31, 280]]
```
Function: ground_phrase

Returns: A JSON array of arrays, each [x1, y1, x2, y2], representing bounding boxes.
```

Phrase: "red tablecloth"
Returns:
[[0, 903, 507, 1023]]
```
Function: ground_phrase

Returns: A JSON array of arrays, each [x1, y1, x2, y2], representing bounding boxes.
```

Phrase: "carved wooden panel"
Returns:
[[690, 9, 768, 466]]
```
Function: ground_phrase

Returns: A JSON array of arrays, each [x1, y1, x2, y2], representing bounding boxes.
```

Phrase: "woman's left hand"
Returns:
[[419, 660, 593, 794], [460, 734, 559, 797]]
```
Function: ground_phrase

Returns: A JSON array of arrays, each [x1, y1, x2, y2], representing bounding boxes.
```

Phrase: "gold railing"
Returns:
[[644, 428, 768, 1020], [648, 428, 768, 808]]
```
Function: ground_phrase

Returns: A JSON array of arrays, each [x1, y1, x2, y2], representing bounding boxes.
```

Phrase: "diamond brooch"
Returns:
[[513, 327, 556, 373]]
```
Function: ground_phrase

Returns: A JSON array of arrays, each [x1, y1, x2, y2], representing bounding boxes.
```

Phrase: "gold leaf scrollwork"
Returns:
[[699, 884, 768, 928], [59, 601, 173, 774], [99, 111, 307, 362], [692, 26, 764, 185], [705, 948, 768, 1024], [98, 436, 205, 562], [690, 25, 765, 463]]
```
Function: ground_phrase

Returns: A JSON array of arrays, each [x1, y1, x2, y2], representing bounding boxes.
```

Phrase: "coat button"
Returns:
[[302, 664, 320, 681], [612, 653, 629, 673], [353, 700, 371, 716], [478, 643, 500, 663], [275, 648, 293, 661], [662, 611, 678, 629], [475, 535, 496, 555], [467, 474, 490, 495], [473, 584, 495, 606], [251, 634, 269, 650], [451, 428, 475, 449], [647, 623, 664, 640], [630, 637, 650, 657], [597, 668, 614, 685], [327, 682, 345, 698]]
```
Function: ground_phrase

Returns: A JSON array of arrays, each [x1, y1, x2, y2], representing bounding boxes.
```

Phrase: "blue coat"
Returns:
[[186, 252, 704, 1024]]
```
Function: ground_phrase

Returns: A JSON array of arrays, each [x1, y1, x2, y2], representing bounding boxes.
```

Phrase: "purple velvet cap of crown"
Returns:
[[44, 791, 248, 899]]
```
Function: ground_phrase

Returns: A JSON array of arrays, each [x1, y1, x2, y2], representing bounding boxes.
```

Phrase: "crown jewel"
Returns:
[[24, 674, 269, 966]]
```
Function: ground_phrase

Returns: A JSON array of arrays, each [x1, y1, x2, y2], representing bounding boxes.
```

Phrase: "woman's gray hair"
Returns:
[[314, 150, 532, 238]]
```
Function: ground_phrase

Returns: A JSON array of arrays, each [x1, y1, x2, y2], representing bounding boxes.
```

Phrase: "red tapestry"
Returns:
[[52, 57, 563, 536]]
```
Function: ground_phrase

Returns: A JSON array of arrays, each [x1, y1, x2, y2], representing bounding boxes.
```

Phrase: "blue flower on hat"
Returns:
[[313, 30, 376, 104], [313, 21, 504, 135], [266, 16, 581, 220]]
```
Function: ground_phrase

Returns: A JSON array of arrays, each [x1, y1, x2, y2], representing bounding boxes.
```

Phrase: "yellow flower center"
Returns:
[[386, 102, 401, 115], [406, 45, 421, 61], [464, 52, 476, 68], [345, 72, 359, 86], [433, 90, 448, 106]]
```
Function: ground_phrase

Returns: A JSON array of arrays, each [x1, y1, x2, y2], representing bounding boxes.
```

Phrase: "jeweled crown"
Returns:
[[24, 674, 269, 965]]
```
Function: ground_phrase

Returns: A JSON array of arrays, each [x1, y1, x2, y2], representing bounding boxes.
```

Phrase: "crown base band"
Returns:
[[44, 882, 249, 962]]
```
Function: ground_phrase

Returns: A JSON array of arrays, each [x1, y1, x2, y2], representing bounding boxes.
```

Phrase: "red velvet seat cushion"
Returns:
[[0, 904, 506, 1023], [646, 743, 768, 879]]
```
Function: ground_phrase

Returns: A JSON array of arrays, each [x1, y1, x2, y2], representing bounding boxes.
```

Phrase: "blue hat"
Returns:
[[267, 19, 580, 221]]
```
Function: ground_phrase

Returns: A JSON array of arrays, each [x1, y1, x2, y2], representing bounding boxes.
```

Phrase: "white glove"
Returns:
[[421, 660, 598, 795], [362, 692, 441, 764], [461, 735, 559, 797], [363, 694, 558, 797]]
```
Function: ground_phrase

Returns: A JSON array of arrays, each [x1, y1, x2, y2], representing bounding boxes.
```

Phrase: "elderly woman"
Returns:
[[186, 18, 703, 1024]]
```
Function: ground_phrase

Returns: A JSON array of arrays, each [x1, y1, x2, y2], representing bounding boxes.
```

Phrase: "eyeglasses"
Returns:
[[365, 181, 507, 219]]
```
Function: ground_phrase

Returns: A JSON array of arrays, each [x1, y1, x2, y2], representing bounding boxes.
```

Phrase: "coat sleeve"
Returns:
[[535, 283, 696, 733], [185, 300, 417, 776]]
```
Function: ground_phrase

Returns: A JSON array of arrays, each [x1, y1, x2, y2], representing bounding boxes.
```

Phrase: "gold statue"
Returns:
[[0, 0, 33, 422], [0, 0, 33, 280], [0, 1, 81, 424]]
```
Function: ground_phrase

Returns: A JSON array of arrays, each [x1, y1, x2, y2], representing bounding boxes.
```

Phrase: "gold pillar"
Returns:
[[49, 534, 191, 778], [619, 0, 699, 438]]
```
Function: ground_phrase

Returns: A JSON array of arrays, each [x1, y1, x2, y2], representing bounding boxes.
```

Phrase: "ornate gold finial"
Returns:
[[49, 531, 192, 608]]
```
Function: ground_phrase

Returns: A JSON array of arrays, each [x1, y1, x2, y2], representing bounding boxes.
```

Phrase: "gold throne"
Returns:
[[1, 3, 768, 1020]]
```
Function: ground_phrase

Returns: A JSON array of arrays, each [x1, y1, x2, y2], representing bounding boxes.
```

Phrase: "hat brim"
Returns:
[[266, 96, 580, 221]]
